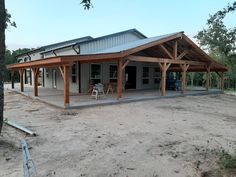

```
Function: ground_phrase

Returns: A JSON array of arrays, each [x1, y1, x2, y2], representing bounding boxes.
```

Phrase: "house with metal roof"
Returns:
[[8, 29, 227, 107]]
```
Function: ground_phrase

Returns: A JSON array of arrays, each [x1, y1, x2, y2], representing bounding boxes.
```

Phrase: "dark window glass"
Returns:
[[109, 65, 117, 82], [142, 67, 149, 84], [71, 63, 77, 83], [154, 67, 161, 84], [91, 64, 101, 84]]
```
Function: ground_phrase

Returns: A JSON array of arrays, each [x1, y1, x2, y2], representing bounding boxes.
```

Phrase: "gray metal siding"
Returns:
[[80, 33, 141, 54]]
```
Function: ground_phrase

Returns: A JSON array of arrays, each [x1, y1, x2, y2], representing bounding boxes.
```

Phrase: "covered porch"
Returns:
[[7, 32, 228, 108], [5, 83, 222, 109]]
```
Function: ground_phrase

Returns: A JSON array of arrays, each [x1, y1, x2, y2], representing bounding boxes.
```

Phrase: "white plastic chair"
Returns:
[[91, 83, 105, 99]]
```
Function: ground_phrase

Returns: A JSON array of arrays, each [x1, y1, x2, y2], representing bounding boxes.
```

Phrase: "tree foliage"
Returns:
[[195, 1, 236, 89], [196, 2, 236, 56], [4, 48, 31, 81], [0, 0, 93, 134], [80, 0, 93, 10], [5, 9, 16, 28]]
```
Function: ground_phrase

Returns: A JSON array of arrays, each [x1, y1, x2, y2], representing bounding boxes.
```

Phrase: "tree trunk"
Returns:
[[0, 0, 6, 134]]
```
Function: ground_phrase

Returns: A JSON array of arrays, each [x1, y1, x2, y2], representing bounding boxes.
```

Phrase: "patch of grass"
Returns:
[[218, 150, 236, 169], [225, 88, 236, 92]]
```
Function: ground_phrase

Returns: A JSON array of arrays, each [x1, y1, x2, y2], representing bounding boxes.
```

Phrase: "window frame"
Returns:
[[142, 66, 149, 84], [153, 67, 161, 84], [45, 69, 49, 78], [109, 64, 117, 83], [90, 63, 102, 84]]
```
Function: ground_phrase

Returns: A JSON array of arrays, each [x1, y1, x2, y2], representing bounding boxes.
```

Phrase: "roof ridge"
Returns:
[[40, 28, 147, 54]]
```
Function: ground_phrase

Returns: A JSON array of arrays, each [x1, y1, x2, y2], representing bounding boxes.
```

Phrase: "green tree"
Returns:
[[4, 48, 31, 82], [0, 0, 93, 134], [195, 1, 236, 89]]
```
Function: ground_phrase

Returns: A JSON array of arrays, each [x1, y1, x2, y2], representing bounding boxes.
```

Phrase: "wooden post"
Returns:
[[32, 68, 39, 97], [159, 62, 169, 96], [117, 59, 123, 99], [206, 66, 211, 91], [182, 69, 186, 94], [161, 63, 167, 96], [19, 69, 24, 92], [11, 71, 15, 89], [180, 64, 189, 95], [63, 65, 70, 106], [220, 72, 224, 90]]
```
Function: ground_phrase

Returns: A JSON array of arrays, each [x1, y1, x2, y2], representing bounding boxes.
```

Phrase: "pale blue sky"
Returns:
[[5, 0, 236, 50]]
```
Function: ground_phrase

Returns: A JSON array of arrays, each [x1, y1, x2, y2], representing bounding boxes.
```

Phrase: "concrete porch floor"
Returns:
[[5, 83, 223, 109]]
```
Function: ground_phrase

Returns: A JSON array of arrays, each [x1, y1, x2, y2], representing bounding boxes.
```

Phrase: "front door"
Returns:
[[125, 66, 136, 89], [52, 69, 57, 88]]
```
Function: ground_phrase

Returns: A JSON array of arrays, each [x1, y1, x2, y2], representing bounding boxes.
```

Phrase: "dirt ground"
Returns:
[[1, 90, 236, 177]]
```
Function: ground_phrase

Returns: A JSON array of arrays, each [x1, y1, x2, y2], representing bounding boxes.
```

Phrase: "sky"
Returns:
[[5, 0, 236, 50]]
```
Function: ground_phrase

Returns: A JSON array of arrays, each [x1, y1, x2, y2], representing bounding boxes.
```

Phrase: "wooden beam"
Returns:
[[173, 41, 178, 60], [182, 69, 187, 95], [122, 60, 130, 70], [11, 71, 15, 89], [180, 64, 189, 72], [7, 57, 63, 69], [19, 69, 24, 92], [159, 62, 168, 96], [63, 65, 70, 106], [79, 58, 119, 64], [159, 44, 174, 59], [117, 59, 123, 99], [32, 68, 39, 97], [58, 66, 64, 80], [166, 63, 171, 70], [128, 55, 206, 66], [158, 63, 163, 71], [64, 54, 121, 63], [177, 50, 188, 60], [180, 64, 189, 95]]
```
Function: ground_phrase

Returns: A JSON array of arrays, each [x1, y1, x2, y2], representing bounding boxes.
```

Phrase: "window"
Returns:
[[154, 67, 161, 84], [71, 63, 77, 83], [90, 64, 101, 84], [45, 69, 49, 78], [109, 65, 117, 83], [142, 67, 149, 84]]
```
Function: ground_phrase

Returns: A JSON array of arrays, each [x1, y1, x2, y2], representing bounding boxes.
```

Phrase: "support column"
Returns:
[[161, 63, 167, 96], [159, 62, 170, 96], [180, 64, 189, 95], [42, 68, 45, 87], [32, 68, 39, 97], [11, 71, 15, 89], [117, 59, 123, 99], [63, 65, 70, 106], [29, 69, 32, 85], [220, 72, 224, 90], [206, 66, 211, 91], [19, 69, 24, 92]]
